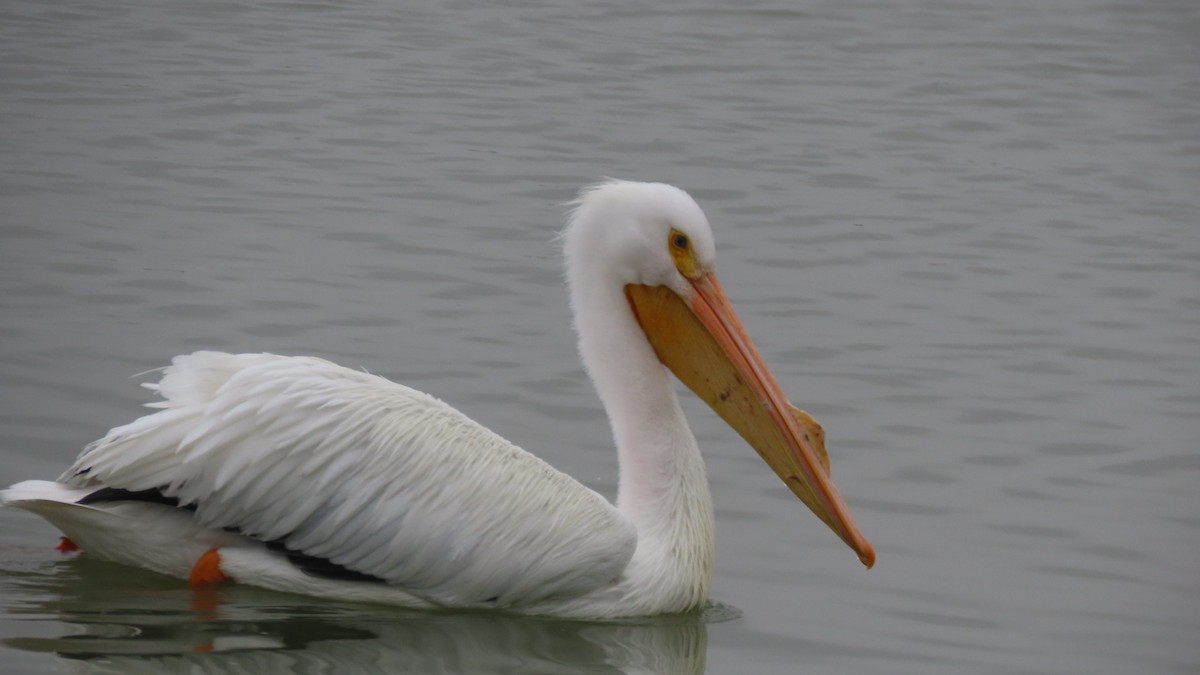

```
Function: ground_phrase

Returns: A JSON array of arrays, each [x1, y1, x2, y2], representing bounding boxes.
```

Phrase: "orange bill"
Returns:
[[626, 275, 875, 568]]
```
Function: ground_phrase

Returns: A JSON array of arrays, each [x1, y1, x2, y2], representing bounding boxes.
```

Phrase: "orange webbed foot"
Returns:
[[188, 548, 229, 586]]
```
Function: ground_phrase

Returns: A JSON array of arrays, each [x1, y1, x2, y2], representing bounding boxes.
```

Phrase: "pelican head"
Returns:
[[564, 180, 875, 568]]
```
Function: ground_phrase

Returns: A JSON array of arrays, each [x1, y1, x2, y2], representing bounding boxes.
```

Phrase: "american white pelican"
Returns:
[[2, 180, 873, 619]]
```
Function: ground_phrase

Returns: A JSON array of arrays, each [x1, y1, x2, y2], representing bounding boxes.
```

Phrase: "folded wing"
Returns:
[[65, 352, 635, 606]]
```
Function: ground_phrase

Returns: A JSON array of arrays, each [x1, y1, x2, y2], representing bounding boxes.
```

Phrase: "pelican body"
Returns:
[[2, 181, 873, 619]]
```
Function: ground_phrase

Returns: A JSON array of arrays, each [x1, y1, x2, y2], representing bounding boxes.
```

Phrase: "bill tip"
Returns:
[[859, 545, 876, 569]]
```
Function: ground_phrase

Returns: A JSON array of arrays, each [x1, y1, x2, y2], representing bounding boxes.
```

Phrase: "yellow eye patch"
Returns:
[[668, 228, 701, 279]]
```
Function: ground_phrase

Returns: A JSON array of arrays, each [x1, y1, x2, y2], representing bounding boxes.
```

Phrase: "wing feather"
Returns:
[[64, 352, 636, 606]]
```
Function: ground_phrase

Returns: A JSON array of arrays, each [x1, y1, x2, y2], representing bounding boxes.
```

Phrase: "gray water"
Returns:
[[2, 1, 1198, 673]]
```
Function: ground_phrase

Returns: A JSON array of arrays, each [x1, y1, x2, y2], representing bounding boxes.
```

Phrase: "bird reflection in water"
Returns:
[[2, 555, 730, 675]]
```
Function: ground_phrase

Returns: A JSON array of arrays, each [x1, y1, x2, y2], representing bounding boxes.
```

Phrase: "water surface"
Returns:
[[2, 1, 1198, 673]]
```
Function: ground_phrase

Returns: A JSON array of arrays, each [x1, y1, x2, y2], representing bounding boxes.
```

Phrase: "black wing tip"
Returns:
[[76, 487, 196, 511], [264, 540, 387, 584]]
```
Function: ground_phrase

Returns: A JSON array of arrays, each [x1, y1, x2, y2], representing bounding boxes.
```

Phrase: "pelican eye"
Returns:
[[668, 228, 699, 278]]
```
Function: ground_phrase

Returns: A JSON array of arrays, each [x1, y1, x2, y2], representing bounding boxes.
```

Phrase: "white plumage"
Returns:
[[3, 180, 872, 619], [72, 352, 635, 606]]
